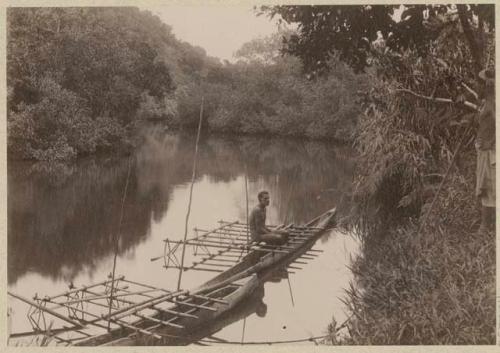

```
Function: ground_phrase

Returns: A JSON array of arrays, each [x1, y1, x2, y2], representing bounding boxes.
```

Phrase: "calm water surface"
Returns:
[[8, 130, 359, 345]]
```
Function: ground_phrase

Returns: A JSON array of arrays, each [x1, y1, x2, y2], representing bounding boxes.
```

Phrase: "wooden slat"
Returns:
[[164, 265, 224, 273], [188, 294, 229, 305], [134, 313, 184, 329], [165, 299, 218, 312]]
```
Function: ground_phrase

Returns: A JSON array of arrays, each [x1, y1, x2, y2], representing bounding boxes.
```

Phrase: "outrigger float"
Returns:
[[8, 207, 336, 346]]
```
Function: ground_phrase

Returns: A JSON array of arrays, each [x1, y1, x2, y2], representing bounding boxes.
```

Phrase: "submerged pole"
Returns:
[[107, 158, 132, 331], [245, 164, 250, 246], [177, 97, 205, 291]]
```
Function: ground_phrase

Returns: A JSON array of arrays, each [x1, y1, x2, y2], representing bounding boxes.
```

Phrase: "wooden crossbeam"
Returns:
[[164, 299, 218, 312], [82, 287, 198, 325], [55, 288, 162, 306], [120, 278, 172, 294], [134, 313, 184, 329], [299, 254, 318, 259], [163, 239, 290, 254], [291, 260, 308, 265], [219, 222, 320, 234], [199, 257, 239, 263], [190, 262, 233, 268], [189, 294, 229, 305], [164, 265, 224, 273], [199, 227, 314, 239], [154, 307, 199, 319], [102, 290, 187, 321], [42, 276, 126, 301]]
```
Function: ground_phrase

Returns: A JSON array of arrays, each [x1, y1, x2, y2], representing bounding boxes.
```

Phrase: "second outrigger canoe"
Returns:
[[72, 207, 337, 346]]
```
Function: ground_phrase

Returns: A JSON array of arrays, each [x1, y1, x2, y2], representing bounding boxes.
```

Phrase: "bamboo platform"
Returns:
[[157, 221, 323, 274], [8, 219, 326, 346]]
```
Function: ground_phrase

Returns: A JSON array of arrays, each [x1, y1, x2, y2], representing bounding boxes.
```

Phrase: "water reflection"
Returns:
[[8, 130, 355, 287]]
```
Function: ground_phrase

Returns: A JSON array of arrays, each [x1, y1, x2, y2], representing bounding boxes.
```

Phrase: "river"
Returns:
[[7, 129, 360, 345]]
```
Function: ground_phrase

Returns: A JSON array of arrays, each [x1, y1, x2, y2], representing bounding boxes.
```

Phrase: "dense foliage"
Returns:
[[263, 4, 495, 344], [328, 154, 495, 344], [7, 8, 180, 160], [199, 33, 369, 140], [262, 5, 494, 75], [263, 4, 494, 229], [8, 8, 370, 161]]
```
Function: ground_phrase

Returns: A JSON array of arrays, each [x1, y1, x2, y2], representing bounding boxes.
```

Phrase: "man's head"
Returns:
[[257, 191, 270, 207]]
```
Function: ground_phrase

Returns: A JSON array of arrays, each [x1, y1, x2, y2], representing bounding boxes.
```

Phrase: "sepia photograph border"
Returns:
[[0, 0, 498, 352]]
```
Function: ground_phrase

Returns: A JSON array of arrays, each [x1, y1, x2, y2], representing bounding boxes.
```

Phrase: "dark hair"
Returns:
[[258, 191, 269, 201]]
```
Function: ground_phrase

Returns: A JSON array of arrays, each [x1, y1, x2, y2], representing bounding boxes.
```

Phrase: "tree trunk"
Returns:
[[457, 5, 483, 75]]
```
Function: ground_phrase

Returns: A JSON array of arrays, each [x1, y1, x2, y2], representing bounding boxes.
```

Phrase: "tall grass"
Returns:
[[329, 152, 495, 344]]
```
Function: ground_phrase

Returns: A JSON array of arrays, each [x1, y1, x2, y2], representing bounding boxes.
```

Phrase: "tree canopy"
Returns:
[[7, 7, 220, 160], [261, 5, 494, 76]]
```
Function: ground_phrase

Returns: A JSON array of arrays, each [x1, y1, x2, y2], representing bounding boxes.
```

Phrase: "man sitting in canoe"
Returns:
[[249, 191, 289, 245]]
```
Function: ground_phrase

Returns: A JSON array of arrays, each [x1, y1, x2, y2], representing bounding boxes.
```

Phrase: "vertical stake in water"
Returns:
[[177, 97, 204, 291], [241, 316, 247, 344], [107, 158, 133, 331], [287, 274, 295, 307], [244, 164, 250, 247], [240, 164, 250, 344]]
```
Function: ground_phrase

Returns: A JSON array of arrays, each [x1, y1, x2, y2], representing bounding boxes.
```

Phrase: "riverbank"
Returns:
[[329, 151, 495, 344]]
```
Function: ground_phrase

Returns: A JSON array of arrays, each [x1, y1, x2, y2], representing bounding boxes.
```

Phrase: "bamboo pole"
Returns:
[[8, 291, 84, 328], [165, 236, 302, 251], [221, 221, 322, 232], [192, 221, 239, 239], [299, 254, 318, 259], [165, 265, 224, 273], [101, 290, 187, 321], [291, 260, 308, 265], [163, 239, 290, 254], [177, 97, 205, 291], [191, 262, 233, 268], [43, 276, 125, 301], [286, 275, 295, 307], [107, 158, 133, 331], [244, 164, 250, 246], [189, 294, 229, 305], [83, 287, 199, 320], [163, 299, 218, 312], [120, 278, 172, 294], [55, 288, 161, 306], [199, 257, 239, 263], [134, 313, 184, 329]]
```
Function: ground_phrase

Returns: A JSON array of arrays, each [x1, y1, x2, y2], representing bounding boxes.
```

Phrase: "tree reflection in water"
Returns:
[[8, 129, 355, 287]]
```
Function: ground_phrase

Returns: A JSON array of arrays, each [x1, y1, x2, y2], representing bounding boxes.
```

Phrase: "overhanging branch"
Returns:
[[395, 88, 478, 111]]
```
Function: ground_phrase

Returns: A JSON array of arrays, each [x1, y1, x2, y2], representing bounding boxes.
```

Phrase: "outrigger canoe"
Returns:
[[11, 207, 336, 346], [75, 207, 336, 346]]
